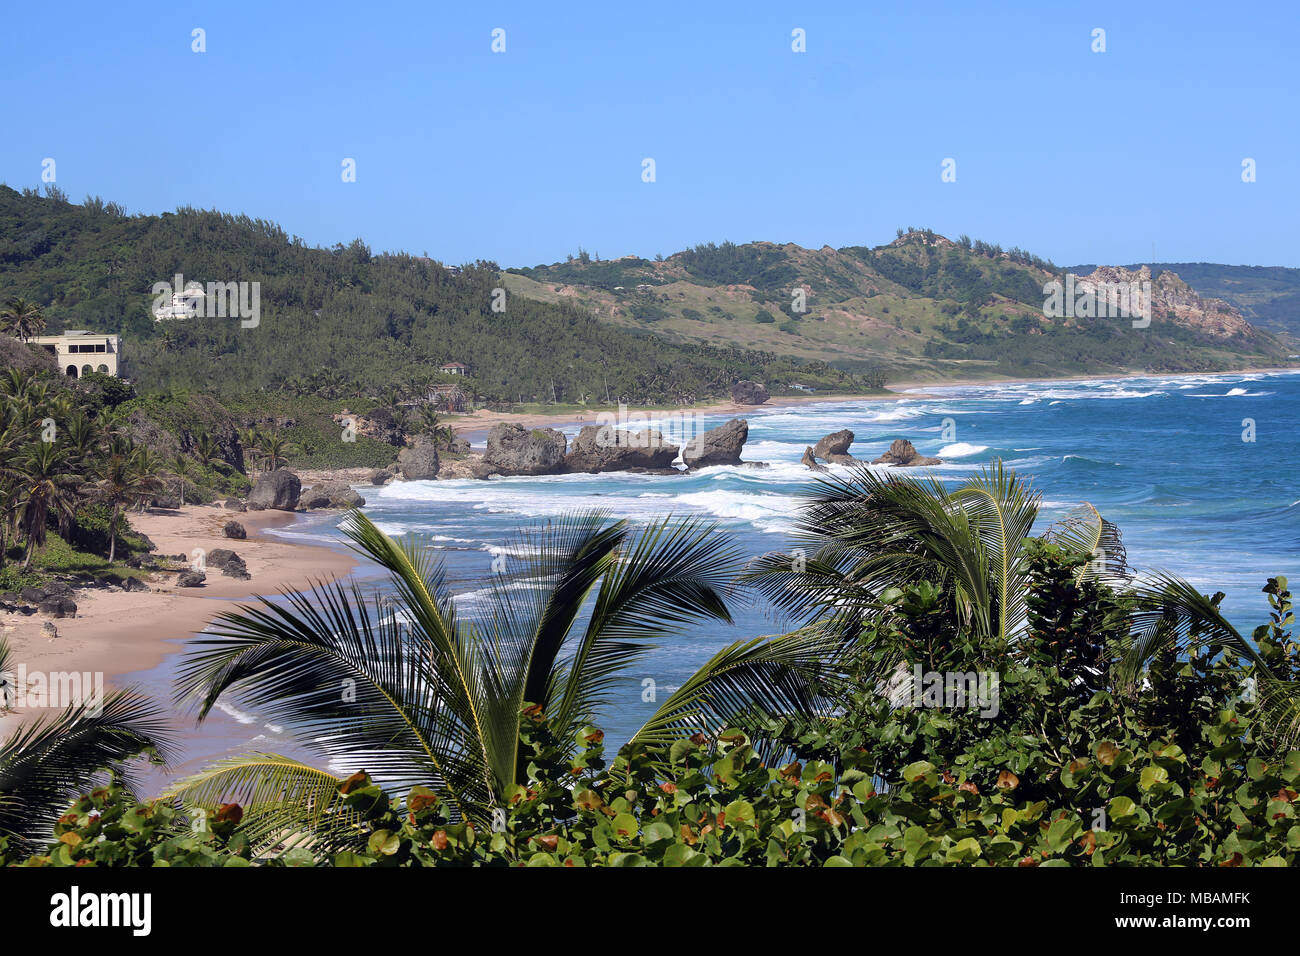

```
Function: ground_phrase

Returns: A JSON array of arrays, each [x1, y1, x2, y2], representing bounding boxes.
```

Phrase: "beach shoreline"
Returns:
[[0, 506, 356, 729], [445, 364, 1298, 439]]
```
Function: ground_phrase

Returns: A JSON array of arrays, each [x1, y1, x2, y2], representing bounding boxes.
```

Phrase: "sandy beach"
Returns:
[[0, 506, 356, 727]]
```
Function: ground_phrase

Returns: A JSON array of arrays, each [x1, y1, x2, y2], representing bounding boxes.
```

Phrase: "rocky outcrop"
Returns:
[[438, 456, 501, 480], [246, 469, 301, 511], [223, 520, 247, 539], [223, 498, 246, 512], [729, 380, 770, 405], [176, 570, 206, 588], [484, 424, 567, 476], [682, 419, 748, 469], [335, 407, 405, 446], [801, 446, 828, 472], [397, 443, 440, 480], [370, 470, 394, 486], [206, 549, 250, 580], [812, 429, 857, 464], [299, 480, 366, 510], [1068, 266, 1260, 340], [871, 439, 941, 467], [563, 426, 680, 473]]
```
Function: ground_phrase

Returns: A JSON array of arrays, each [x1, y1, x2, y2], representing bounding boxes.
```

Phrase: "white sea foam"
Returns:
[[938, 442, 987, 457]]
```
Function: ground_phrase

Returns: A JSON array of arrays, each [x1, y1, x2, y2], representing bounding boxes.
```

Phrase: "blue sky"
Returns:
[[2, 1, 1296, 267]]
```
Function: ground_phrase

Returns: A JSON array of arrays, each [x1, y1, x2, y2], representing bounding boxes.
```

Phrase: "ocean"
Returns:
[[130, 370, 1300, 783]]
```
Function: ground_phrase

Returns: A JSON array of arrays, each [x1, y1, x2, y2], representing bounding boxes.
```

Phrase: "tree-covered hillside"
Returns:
[[0, 187, 868, 405]]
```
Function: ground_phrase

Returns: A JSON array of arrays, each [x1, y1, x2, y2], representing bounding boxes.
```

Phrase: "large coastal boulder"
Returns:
[[729, 380, 770, 406], [246, 469, 301, 511], [871, 439, 942, 467], [484, 424, 567, 476], [397, 442, 441, 480], [223, 520, 247, 539], [812, 429, 857, 464], [175, 570, 206, 588], [563, 426, 680, 473], [299, 480, 366, 510], [681, 419, 748, 469]]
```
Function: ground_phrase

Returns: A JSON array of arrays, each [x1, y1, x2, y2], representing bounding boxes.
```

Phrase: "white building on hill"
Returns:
[[31, 331, 123, 378]]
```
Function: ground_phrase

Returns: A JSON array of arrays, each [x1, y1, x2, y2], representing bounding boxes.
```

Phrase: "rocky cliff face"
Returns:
[[1076, 266, 1259, 340]]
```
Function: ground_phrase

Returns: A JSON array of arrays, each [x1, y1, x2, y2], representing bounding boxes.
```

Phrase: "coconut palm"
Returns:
[[167, 511, 834, 849], [194, 433, 226, 474], [257, 432, 289, 471], [13, 442, 80, 569], [170, 453, 195, 508], [0, 298, 45, 343], [746, 462, 1043, 672], [82, 450, 163, 561], [0, 638, 173, 852]]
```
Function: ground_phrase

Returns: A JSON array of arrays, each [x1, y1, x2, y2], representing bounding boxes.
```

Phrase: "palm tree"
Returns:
[[0, 638, 173, 853], [14, 442, 80, 569], [194, 433, 226, 474], [0, 299, 46, 343], [170, 453, 195, 507], [746, 462, 1043, 672], [168, 511, 833, 848], [257, 433, 289, 471], [82, 450, 162, 561], [237, 427, 262, 473]]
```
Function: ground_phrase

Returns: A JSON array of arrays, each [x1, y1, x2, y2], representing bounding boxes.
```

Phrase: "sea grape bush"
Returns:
[[6, 554, 1298, 867]]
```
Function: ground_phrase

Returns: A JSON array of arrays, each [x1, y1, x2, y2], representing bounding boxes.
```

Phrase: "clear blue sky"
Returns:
[[2, 1, 1296, 267]]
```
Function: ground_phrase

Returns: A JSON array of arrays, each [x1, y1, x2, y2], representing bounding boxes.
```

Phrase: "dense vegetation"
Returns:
[[0, 186, 872, 406], [3, 465, 1297, 866]]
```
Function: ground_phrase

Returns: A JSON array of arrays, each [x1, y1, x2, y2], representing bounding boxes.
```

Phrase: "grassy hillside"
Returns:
[[510, 231, 1293, 382]]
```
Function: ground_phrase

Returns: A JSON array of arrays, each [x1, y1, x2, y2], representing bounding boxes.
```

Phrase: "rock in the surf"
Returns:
[[682, 418, 748, 469], [871, 438, 942, 467], [484, 423, 567, 476], [563, 426, 680, 473], [812, 429, 857, 464]]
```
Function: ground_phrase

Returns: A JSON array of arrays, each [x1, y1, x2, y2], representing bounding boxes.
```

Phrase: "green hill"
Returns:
[[0, 187, 868, 405], [509, 231, 1293, 382]]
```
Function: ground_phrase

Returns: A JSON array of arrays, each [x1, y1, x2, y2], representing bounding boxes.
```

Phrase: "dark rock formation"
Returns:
[[247, 469, 301, 511], [801, 446, 828, 472], [223, 520, 247, 540], [484, 424, 567, 476], [175, 570, 207, 588], [682, 419, 748, 469], [223, 498, 247, 512], [299, 480, 366, 510], [563, 426, 680, 473], [370, 470, 394, 486], [397, 442, 440, 480], [729, 380, 770, 405], [38, 595, 77, 618], [206, 549, 251, 580], [812, 429, 857, 464], [871, 438, 942, 467]]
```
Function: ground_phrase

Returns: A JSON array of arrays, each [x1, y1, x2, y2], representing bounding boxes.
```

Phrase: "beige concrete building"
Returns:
[[31, 331, 123, 378]]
